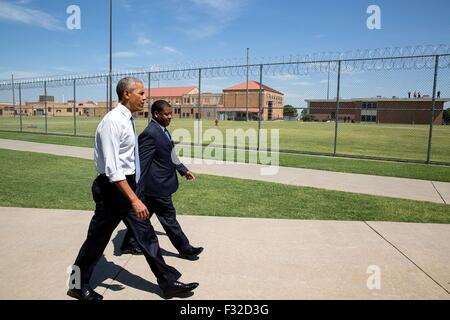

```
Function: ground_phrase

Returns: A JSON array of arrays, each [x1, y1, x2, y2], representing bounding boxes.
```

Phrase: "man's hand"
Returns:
[[131, 198, 150, 220], [185, 171, 195, 181], [114, 180, 149, 220]]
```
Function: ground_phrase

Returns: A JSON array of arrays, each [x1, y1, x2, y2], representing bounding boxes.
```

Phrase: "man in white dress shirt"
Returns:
[[67, 77, 198, 300]]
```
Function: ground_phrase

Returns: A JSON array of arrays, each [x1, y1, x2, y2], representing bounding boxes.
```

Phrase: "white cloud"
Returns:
[[176, 0, 248, 39], [163, 46, 179, 54], [119, 0, 132, 9], [181, 25, 219, 40], [1, 70, 45, 80], [137, 33, 151, 46], [190, 0, 242, 13], [135, 32, 181, 55], [113, 51, 139, 58], [0, 0, 64, 31], [292, 81, 313, 86]]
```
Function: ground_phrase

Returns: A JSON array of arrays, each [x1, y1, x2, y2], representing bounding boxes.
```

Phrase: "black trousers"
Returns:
[[73, 175, 181, 289], [121, 195, 191, 254]]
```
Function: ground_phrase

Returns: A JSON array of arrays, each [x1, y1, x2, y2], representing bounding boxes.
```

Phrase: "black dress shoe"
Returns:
[[67, 287, 103, 300], [190, 246, 204, 256], [121, 247, 143, 255], [161, 281, 199, 298], [179, 247, 203, 260]]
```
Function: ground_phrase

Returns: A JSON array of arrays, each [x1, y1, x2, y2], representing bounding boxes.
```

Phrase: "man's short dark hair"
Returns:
[[116, 77, 143, 101], [151, 100, 171, 115]]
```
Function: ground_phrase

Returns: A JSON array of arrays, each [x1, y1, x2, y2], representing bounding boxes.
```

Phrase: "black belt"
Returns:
[[98, 173, 136, 181]]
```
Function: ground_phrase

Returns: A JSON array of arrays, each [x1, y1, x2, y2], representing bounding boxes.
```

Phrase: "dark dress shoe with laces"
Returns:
[[161, 281, 199, 298], [67, 287, 103, 300], [121, 246, 143, 255], [179, 247, 203, 260]]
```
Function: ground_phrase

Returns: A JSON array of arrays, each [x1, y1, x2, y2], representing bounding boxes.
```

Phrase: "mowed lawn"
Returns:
[[0, 149, 449, 224], [1, 116, 449, 163]]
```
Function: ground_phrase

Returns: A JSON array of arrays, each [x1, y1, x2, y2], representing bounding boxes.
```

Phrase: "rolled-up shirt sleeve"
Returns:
[[99, 119, 126, 183]]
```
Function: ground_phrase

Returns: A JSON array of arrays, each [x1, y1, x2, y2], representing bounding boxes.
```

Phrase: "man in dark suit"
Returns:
[[120, 100, 203, 261]]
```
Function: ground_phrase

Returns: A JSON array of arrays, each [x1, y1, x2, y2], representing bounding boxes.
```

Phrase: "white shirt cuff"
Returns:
[[107, 171, 126, 183]]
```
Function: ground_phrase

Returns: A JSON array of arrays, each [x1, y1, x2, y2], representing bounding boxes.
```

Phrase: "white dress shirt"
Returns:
[[94, 103, 137, 183]]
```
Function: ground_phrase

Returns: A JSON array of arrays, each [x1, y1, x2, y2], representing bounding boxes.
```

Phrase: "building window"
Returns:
[[361, 115, 377, 122], [191, 108, 194, 114], [362, 102, 377, 109], [67, 108, 72, 112]]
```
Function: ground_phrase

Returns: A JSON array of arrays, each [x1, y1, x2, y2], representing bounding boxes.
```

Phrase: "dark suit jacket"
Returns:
[[136, 120, 188, 198]]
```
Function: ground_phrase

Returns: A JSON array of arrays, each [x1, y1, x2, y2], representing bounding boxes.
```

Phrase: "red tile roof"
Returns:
[[223, 81, 284, 95], [144, 86, 197, 98]]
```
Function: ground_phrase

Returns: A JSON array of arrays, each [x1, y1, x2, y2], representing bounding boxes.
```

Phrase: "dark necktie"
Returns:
[[131, 117, 141, 183], [164, 128, 172, 142]]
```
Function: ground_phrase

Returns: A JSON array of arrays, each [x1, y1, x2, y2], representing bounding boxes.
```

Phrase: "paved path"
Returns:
[[1, 138, 449, 204], [0, 207, 448, 300]]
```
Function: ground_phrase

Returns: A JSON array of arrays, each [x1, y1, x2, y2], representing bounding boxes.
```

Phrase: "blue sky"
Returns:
[[0, 0, 449, 106]]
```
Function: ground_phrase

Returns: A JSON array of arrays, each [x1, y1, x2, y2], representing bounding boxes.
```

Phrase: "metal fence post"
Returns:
[[198, 68, 202, 145], [327, 61, 331, 100], [105, 76, 109, 117], [246, 48, 249, 121], [73, 79, 77, 136], [18, 82, 22, 132], [333, 60, 342, 156], [108, 75, 112, 112], [148, 72, 151, 123], [11, 75, 16, 127], [257, 64, 263, 151], [44, 80, 48, 134], [426, 55, 440, 164]]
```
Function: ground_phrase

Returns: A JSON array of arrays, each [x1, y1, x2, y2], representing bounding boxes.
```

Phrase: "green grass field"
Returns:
[[1, 115, 449, 163], [1, 130, 450, 182], [1, 149, 449, 224]]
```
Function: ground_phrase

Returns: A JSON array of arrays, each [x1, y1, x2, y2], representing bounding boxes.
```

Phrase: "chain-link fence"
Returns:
[[1, 49, 449, 165]]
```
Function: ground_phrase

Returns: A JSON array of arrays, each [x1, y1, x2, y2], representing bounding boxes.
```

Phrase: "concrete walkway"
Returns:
[[0, 207, 448, 300], [1, 138, 449, 204]]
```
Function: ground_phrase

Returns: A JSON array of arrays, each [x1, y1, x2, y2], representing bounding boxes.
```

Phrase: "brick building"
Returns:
[[306, 98, 449, 124], [222, 81, 284, 121], [142, 86, 223, 120]]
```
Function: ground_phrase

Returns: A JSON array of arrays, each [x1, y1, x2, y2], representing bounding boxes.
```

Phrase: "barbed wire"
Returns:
[[0, 45, 449, 90]]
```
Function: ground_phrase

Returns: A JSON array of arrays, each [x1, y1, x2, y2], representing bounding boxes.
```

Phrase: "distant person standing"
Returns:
[[418, 92, 421, 98], [215, 117, 219, 126], [408, 92, 411, 99], [437, 91, 441, 98]]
